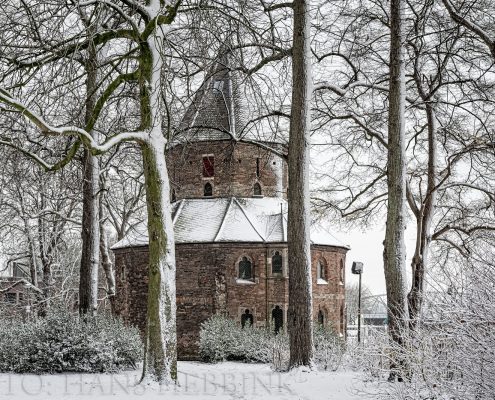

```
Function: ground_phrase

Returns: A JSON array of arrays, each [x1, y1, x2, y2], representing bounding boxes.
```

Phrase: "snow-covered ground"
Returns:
[[0, 361, 368, 399]]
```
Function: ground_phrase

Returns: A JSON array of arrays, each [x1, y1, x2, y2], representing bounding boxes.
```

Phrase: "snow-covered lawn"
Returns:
[[0, 361, 367, 399]]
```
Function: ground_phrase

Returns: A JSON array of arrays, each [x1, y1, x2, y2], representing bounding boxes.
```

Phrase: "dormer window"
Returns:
[[202, 155, 214, 177], [204, 182, 213, 197]]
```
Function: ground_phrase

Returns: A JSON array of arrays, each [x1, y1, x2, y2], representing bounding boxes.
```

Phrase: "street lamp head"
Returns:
[[351, 261, 364, 275]]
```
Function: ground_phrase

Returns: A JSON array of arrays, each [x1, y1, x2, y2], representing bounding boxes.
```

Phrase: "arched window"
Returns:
[[241, 309, 254, 328], [238, 257, 252, 280], [317, 260, 326, 282], [339, 260, 344, 283], [318, 309, 325, 326], [340, 304, 345, 335], [272, 305, 284, 334], [253, 182, 262, 196], [272, 251, 282, 274], [171, 189, 177, 202], [204, 182, 213, 197]]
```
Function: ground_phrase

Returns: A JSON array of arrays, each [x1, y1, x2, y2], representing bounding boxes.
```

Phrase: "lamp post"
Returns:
[[351, 261, 364, 343]]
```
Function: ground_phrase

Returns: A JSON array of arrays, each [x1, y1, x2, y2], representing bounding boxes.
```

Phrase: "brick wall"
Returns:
[[114, 242, 347, 359], [167, 141, 288, 200]]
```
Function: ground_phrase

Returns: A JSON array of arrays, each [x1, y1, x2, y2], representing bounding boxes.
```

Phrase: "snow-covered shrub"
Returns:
[[271, 330, 290, 371], [0, 307, 142, 373], [199, 314, 273, 362], [313, 325, 345, 371], [198, 315, 239, 362], [199, 315, 345, 371], [352, 243, 495, 400]]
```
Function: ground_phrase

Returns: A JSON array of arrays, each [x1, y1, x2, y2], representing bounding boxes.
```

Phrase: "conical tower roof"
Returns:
[[174, 50, 246, 143]]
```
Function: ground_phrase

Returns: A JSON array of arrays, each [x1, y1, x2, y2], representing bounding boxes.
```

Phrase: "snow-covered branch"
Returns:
[[0, 89, 146, 154]]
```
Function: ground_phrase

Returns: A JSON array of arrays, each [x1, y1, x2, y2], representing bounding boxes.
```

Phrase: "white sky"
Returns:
[[338, 223, 417, 296]]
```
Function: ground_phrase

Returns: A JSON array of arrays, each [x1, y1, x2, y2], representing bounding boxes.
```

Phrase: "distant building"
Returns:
[[0, 262, 41, 319], [362, 294, 388, 326], [112, 53, 349, 359]]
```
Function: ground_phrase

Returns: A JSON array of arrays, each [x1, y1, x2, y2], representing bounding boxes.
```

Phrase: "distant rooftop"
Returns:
[[112, 197, 349, 249]]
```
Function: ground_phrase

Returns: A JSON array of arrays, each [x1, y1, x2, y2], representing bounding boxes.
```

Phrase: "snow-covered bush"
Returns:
[[352, 242, 495, 400], [199, 315, 344, 371], [271, 330, 290, 371], [314, 325, 345, 371], [199, 314, 273, 363], [0, 308, 142, 373]]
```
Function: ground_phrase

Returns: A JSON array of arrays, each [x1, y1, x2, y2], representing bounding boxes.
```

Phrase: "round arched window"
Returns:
[[272, 305, 284, 333], [253, 182, 262, 196], [318, 309, 325, 326], [204, 182, 213, 197], [238, 257, 253, 280], [317, 260, 326, 281]]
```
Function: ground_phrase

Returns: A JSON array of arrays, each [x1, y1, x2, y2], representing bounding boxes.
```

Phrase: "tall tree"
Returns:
[[79, 7, 101, 317], [384, 0, 409, 380], [0, 0, 181, 383], [287, 0, 314, 368], [310, 0, 495, 332]]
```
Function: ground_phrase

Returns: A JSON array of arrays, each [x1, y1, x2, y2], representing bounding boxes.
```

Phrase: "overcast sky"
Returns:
[[339, 223, 417, 296]]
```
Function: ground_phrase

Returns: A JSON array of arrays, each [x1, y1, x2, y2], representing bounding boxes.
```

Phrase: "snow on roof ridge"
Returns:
[[172, 199, 185, 225], [214, 197, 234, 241], [111, 197, 349, 249], [0, 278, 42, 293], [280, 203, 286, 242], [310, 221, 350, 248], [232, 197, 266, 242]]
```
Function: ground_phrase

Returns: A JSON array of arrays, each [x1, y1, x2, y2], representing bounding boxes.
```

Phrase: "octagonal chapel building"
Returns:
[[112, 55, 349, 359]]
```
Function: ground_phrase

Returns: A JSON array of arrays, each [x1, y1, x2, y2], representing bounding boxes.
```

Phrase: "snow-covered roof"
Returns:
[[0, 278, 42, 293], [112, 197, 349, 249]]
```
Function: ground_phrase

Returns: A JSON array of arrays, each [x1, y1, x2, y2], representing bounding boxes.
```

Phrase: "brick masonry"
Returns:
[[114, 243, 347, 359], [114, 139, 348, 359], [167, 141, 288, 200]]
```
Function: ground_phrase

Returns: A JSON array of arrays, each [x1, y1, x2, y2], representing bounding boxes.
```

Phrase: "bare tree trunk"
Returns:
[[287, 0, 314, 369], [38, 188, 51, 316], [140, 29, 177, 384], [23, 217, 38, 288], [79, 22, 100, 317], [141, 139, 177, 383], [384, 0, 409, 381], [408, 104, 437, 329], [99, 199, 116, 312], [79, 156, 100, 317]]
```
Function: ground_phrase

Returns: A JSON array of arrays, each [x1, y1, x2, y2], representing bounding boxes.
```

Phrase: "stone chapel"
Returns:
[[112, 53, 349, 359]]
